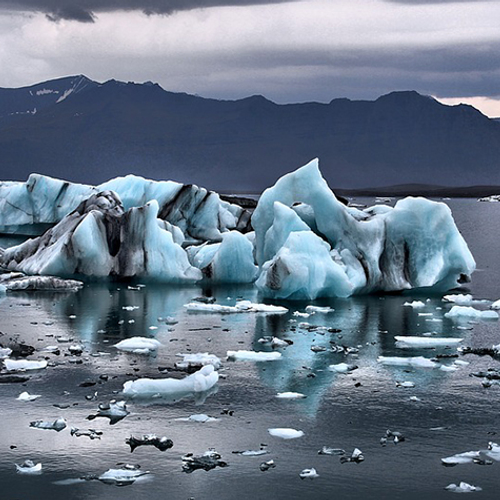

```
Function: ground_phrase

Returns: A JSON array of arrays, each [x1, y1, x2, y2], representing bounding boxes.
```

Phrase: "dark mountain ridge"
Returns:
[[0, 76, 499, 192]]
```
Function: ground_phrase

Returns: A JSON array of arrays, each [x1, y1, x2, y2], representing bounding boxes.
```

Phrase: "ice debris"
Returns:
[[98, 466, 150, 486], [175, 352, 222, 370], [126, 434, 173, 453], [3, 359, 47, 371], [30, 417, 67, 432], [0, 347, 12, 359], [394, 336, 463, 349], [305, 305, 334, 314], [328, 363, 358, 373], [182, 450, 228, 473], [15, 460, 42, 474], [260, 459, 276, 471], [87, 401, 129, 425], [380, 430, 405, 445], [185, 300, 288, 314], [299, 468, 319, 479], [444, 306, 498, 321], [318, 447, 346, 456], [268, 428, 304, 439], [17, 391, 41, 401], [340, 448, 364, 464], [70, 428, 103, 440], [377, 356, 437, 368], [122, 365, 218, 397], [445, 482, 482, 493], [114, 337, 161, 354], [276, 392, 306, 399], [403, 300, 426, 308], [175, 413, 218, 423], [227, 350, 281, 362], [443, 294, 474, 306]]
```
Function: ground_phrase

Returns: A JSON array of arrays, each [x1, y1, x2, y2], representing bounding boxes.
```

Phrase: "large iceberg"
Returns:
[[0, 192, 201, 282], [0, 173, 251, 242], [0, 159, 475, 297], [252, 159, 475, 299]]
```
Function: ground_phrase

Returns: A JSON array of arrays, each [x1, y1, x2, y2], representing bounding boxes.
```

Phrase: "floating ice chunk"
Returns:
[[15, 460, 42, 474], [233, 449, 269, 456], [227, 350, 282, 362], [293, 311, 310, 318], [299, 468, 319, 479], [4, 359, 47, 371], [185, 300, 288, 314], [122, 365, 219, 396], [491, 299, 500, 309], [445, 306, 499, 321], [98, 467, 150, 486], [260, 459, 276, 471], [175, 414, 218, 423], [70, 427, 103, 440], [328, 363, 358, 373], [182, 450, 227, 473], [440, 365, 458, 372], [445, 482, 482, 493], [441, 451, 481, 466], [122, 306, 139, 311], [318, 447, 346, 456], [126, 434, 173, 452], [175, 353, 222, 370], [268, 428, 304, 439], [403, 301, 426, 308], [276, 392, 307, 399], [443, 294, 473, 306], [87, 401, 129, 425], [396, 381, 415, 388], [409, 396, 421, 402], [17, 391, 41, 402], [305, 305, 334, 314], [114, 337, 161, 354], [0, 347, 12, 359], [394, 336, 463, 349], [454, 360, 470, 367], [30, 417, 66, 432], [378, 356, 437, 368], [340, 448, 365, 464]]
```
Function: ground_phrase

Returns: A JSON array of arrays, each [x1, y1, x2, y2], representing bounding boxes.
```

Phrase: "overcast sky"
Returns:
[[1, 0, 499, 116]]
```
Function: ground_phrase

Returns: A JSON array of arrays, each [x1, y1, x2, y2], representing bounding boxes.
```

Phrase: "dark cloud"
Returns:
[[0, 0, 299, 22]]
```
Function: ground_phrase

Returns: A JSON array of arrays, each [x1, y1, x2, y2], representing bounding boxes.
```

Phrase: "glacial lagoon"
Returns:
[[1, 198, 500, 499]]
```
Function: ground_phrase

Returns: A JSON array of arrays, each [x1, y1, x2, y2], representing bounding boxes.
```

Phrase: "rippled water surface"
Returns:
[[1, 198, 500, 499]]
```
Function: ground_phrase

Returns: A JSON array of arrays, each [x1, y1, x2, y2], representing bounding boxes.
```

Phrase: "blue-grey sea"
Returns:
[[1, 197, 500, 499]]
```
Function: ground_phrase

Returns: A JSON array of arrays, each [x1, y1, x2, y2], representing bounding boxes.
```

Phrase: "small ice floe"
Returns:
[[340, 448, 364, 464], [122, 365, 218, 397], [175, 413, 218, 423], [381, 430, 405, 445], [175, 352, 222, 370], [396, 381, 415, 388], [114, 337, 161, 354], [445, 482, 482, 493], [409, 396, 421, 402], [122, 306, 139, 311], [17, 391, 41, 402], [328, 363, 358, 373], [98, 466, 150, 486], [491, 299, 500, 309], [126, 434, 173, 453], [232, 449, 268, 456], [454, 360, 470, 367], [68, 344, 83, 355], [444, 306, 498, 321], [441, 451, 483, 467], [258, 336, 293, 348], [3, 359, 47, 371], [318, 447, 345, 456], [305, 305, 334, 314], [403, 301, 425, 308], [299, 468, 319, 479], [87, 401, 129, 425], [0, 347, 12, 359], [182, 450, 228, 473], [440, 365, 458, 372], [260, 459, 276, 471], [15, 460, 42, 474], [227, 350, 281, 362], [30, 417, 67, 432], [276, 392, 306, 399], [184, 300, 288, 314], [377, 356, 437, 368], [311, 345, 326, 353], [70, 428, 103, 440], [268, 428, 304, 439], [395, 336, 463, 349], [293, 311, 310, 318], [443, 294, 473, 306]]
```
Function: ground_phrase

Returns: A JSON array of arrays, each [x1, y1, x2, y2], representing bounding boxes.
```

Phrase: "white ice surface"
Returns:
[[185, 300, 288, 314], [268, 428, 304, 439], [227, 350, 282, 362], [114, 337, 161, 353], [377, 356, 438, 368], [444, 306, 499, 321], [3, 359, 48, 371], [394, 336, 463, 348]]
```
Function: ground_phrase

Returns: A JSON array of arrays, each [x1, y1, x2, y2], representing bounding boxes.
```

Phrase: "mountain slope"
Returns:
[[0, 77, 499, 191]]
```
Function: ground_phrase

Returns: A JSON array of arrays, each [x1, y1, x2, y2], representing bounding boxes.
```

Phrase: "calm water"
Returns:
[[1, 198, 500, 499]]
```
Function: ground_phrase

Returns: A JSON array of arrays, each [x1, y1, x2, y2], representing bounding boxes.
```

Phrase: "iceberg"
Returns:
[[377, 356, 438, 368], [122, 365, 219, 396], [275, 392, 307, 399], [445, 482, 481, 493], [15, 460, 42, 474], [444, 306, 499, 321], [114, 337, 161, 354], [227, 350, 282, 362], [394, 336, 463, 349], [175, 353, 222, 370], [0, 192, 201, 282], [17, 391, 41, 402], [3, 359, 47, 371], [98, 467, 150, 486], [252, 159, 475, 299], [0, 173, 251, 241], [126, 434, 173, 452], [184, 300, 288, 314], [30, 417, 67, 432]]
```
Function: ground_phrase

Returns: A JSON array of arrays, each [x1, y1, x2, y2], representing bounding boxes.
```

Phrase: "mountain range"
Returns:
[[1, 75, 499, 193]]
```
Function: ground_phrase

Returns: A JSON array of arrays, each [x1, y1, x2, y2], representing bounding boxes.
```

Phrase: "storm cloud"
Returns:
[[0, 0, 299, 22]]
